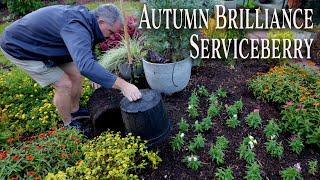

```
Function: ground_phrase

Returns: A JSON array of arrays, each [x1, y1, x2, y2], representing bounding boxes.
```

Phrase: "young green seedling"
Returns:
[[308, 160, 318, 175], [198, 85, 209, 97], [178, 117, 189, 133], [226, 114, 240, 128], [188, 134, 206, 152], [216, 88, 227, 98], [207, 103, 220, 117], [208, 136, 229, 165], [289, 135, 304, 154], [209, 94, 219, 105], [201, 116, 213, 131], [188, 90, 199, 119], [245, 162, 262, 180], [183, 155, 201, 171], [280, 167, 302, 180], [245, 110, 262, 129], [238, 135, 257, 163], [170, 132, 185, 151], [264, 119, 281, 138], [265, 139, 284, 158], [194, 120, 204, 133], [215, 167, 234, 180]]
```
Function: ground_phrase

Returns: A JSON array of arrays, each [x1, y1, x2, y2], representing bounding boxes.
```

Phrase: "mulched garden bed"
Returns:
[[140, 59, 320, 179]]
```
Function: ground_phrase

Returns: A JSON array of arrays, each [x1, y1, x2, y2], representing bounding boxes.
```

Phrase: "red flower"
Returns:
[[12, 155, 20, 161], [0, 150, 8, 160], [47, 129, 56, 136], [34, 176, 41, 180], [7, 137, 15, 144], [38, 133, 46, 139], [27, 171, 35, 177], [25, 155, 34, 161]]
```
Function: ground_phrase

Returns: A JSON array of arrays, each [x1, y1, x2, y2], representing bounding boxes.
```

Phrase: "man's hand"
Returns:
[[112, 77, 142, 102]]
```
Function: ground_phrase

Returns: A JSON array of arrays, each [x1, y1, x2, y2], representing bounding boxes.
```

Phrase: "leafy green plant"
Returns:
[[197, 85, 209, 97], [46, 132, 161, 179], [194, 120, 204, 133], [209, 136, 229, 165], [143, 0, 214, 62], [99, 38, 146, 72], [215, 167, 234, 180], [226, 114, 240, 128], [178, 118, 189, 133], [245, 162, 262, 180], [280, 167, 302, 180], [188, 91, 199, 119], [170, 132, 185, 151], [208, 103, 221, 117], [0, 128, 84, 179], [209, 94, 219, 105], [245, 111, 262, 129], [249, 65, 320, 147], [264, 119, 281, 138], [216, 88, 227, 98], [201, 117, 213, 131], [183, 155, 201, 171], [308, 160, 318, 175], [238, 136, 257, 163], [7, 0, 43, 16], [188, 134, 206, 152], [265, 139, 284, 158], [289, 135, 304, 154], [226, 100, 243, 117]]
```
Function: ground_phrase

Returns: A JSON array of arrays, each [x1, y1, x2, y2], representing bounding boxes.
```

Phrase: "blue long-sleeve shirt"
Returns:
[[0, 5, 117, 88]]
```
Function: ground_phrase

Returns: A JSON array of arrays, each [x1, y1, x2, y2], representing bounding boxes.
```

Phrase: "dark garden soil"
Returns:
[[138, 59, 320, 180]]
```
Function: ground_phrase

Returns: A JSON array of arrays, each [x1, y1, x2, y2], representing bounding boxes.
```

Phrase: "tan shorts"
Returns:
[[0, 47, 64, 87]]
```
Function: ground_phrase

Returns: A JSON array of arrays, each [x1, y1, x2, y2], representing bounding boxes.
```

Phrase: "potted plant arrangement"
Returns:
[[142, 0, 212, 94], [98, 37, 146, 80]]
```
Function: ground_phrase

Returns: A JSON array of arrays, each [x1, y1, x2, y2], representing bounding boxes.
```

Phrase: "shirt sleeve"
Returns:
[[60, 21, 117, 88]]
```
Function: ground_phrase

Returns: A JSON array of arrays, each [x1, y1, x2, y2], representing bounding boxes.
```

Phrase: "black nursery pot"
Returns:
[[120, 89, 171, 147], [87, 88, 125, 136]]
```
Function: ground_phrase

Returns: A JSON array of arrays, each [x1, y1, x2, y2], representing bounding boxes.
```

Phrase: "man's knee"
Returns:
[[53, 74, 73, 92]]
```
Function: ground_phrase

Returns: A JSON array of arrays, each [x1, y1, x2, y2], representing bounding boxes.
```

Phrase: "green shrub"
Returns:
[[244, 162, 262, 180], [209, 136, 229, 165], [289, 135, 304, 154], [0, 68, 93, 144], [249, 65, 320, 147], [245, 111, 262, 129], [264, 119, 281, 138], [308, 160, 318, 175], [183, 155, 201, 171], [265, 139, 284, 158], [238, 135, 257, 164], [267, 29, 294, 65], [170, 132, 185, 151], [0, 128, 84, 179], [7, 0, 43, 16], [46, 132, 161, 179]]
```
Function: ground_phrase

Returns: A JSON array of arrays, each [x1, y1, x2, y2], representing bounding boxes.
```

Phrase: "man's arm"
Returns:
[[60, 21, 141, 101]]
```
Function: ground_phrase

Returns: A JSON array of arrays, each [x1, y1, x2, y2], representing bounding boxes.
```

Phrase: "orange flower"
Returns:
[[12, 155, 20, 161], [25, 155, 34, 161], [313, 102, 320, 107], [36, 145, 43, 150], [9, 176, 18, 180], [7, 138, 15, 144], [38, 133, 46, 139], [60, 145, 66, 150], [60, 153, 67, 159], [47, 129, 56, 136], [0, 150, 8, 160], [27, 171, 35, 177]]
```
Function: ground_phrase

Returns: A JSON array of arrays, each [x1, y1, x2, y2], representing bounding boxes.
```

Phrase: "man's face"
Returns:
[[98, 19, 123, 38]]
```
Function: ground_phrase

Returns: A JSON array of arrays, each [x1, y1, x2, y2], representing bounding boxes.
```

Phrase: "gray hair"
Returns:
[[91, 4, 123, 26]]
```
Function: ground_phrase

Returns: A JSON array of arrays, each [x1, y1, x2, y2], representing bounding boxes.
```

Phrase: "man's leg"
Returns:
[[53, 73, 73, 125], [59, 63, 82, 113]]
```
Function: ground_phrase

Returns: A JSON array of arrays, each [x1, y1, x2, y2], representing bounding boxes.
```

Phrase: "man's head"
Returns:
[[91, 4, 124, 38]]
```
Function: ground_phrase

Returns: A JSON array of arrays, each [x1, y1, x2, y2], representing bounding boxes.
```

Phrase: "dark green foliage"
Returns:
[[264, 119, 281, 138], [289, 135, 304, 154], [7, 0, 43, 16], [215, 167, 234, 180], [245, 162, 262, 180], [265, 139, 284, 158]]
